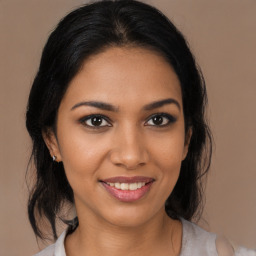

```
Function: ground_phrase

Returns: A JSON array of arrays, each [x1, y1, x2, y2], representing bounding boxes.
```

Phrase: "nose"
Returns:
[[109, 126, 149, 170]]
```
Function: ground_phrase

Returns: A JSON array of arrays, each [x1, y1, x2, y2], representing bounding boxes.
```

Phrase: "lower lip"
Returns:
[[101, 182, 153, 202]]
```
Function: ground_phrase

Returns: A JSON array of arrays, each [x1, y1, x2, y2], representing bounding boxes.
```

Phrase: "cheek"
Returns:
[[149, 131, 185, 191], [57, 128, 110, 186], [150, 132, 185, 168]]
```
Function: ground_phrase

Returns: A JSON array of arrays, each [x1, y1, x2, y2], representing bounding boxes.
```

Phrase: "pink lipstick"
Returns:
[[100, 176, 154, 202]]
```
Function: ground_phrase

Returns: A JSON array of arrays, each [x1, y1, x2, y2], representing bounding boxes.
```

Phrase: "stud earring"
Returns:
[[52, 155, 57, 161]]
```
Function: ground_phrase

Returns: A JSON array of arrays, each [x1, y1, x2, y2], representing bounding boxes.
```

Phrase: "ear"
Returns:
[[182, 127, 192, 160], [42, 127, 62, 162]]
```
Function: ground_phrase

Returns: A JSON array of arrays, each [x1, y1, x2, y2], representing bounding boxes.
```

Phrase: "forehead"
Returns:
[[61, 46, 182, 109]]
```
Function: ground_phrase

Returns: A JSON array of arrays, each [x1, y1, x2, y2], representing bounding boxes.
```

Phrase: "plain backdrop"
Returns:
[[0, 0, 255, 255]]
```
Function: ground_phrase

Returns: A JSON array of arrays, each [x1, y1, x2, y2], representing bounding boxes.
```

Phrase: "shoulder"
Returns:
[[180, 219, 256, 256], [216, 236, 256, 256], [33, 230, 67, 256], [235, 247, 256, 256], [33, 244, 55, 256], [180, 218, 218, 256]]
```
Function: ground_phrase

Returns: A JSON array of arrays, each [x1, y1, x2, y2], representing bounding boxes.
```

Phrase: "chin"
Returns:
[[101, 205, 163, 228]]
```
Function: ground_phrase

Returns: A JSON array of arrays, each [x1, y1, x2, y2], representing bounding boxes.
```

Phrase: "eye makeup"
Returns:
[[145, 113, 177, 127]]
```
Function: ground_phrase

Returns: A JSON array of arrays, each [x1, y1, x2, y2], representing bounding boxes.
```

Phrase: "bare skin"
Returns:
[[65, 212, 182, 256], [43, 46, 191, 256]]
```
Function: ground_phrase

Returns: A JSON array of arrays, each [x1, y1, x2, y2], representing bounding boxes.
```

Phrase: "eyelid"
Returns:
[[79, 114, 112, 128], [144, 112, 177, 126], [78, 113, 176, 129]]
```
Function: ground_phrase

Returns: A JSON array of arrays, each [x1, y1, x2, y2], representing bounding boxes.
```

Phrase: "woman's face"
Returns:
[[45, 47, 190, 227]]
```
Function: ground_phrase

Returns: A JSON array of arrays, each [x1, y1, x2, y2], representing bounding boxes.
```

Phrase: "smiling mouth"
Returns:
[[104, 181, 148, 191], [100, 176, 155, 202]]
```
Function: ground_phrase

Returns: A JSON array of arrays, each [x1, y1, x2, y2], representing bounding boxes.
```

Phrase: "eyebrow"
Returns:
[[71, 101, 119, 112], [71, 98, 181, 112], [143, 98, 181, 111]]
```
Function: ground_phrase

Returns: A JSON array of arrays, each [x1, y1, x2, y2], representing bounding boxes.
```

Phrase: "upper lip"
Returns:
[[101, 176, 155, 184]]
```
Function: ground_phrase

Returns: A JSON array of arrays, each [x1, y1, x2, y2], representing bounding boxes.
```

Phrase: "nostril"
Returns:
[[109, 140, 149, 169]]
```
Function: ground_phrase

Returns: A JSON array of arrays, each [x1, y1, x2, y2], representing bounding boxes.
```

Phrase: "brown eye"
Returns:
[[152, 115, 164, 125], [81, 115, 111, 128], [91, 116, 103, 126], [145, 113, 176, 127]]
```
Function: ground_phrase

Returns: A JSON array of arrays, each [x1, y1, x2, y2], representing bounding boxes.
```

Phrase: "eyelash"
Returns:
[[79, 114, 112, 129], [79, 113, 176, 129], [145, 113, 177, 127]]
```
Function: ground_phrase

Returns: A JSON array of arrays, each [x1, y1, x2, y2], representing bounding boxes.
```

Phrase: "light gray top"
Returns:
[[34, 218, 256, 256]]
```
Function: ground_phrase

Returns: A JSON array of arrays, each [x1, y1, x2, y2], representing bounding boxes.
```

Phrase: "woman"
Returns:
[[26, 0, 255, 255]]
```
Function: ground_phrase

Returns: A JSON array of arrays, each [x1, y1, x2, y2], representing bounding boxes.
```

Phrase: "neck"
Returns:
[[65, 209, 182, 256]]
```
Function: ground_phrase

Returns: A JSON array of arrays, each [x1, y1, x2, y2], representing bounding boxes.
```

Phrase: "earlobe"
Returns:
[[42, 128, 62, 162], [182, 127, 192, 160]]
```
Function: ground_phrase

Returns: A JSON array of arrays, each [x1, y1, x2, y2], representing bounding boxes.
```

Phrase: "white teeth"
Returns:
[[137, 182, 143, 188], [129, 183, 137, 190], [107, 182, 146, 190], [121, 183, 129, 190]]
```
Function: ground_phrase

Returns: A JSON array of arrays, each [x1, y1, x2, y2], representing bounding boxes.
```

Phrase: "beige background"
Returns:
[[1, 0, 255, 255]]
